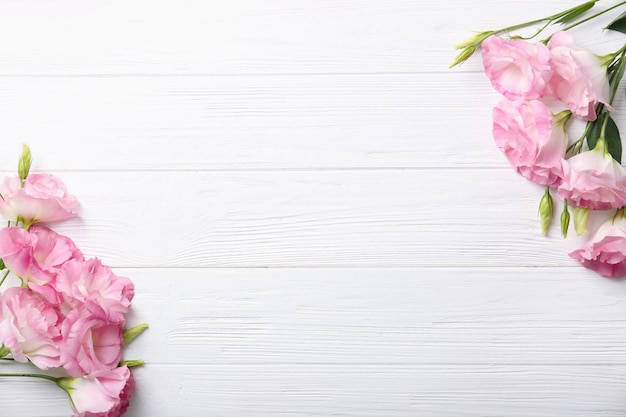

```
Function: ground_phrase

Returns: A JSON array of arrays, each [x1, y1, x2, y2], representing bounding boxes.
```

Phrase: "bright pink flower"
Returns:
[[0, 287, 61, 369], [56, 258, 134, 324], [570, 214, 626, 278], [548, 31, 610, 121], [0, 226, 82, 302], [57, 366, 135, 417], [60, 309, 124, 377], [0, 173, 79, 225], [481, 35, 552, 100], [557, 142, 626, 210], [492, 99, 567, 186]]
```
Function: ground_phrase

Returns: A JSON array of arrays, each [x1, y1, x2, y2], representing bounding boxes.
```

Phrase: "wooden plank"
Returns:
[[0, 74, 499, 170], [119, 267, 626, 366], [0, 74, 624, 170], [36, 169, 592, 268], [0, 0, 615, 75], [4, 364, 626, 416], [3, 268, 626, 416]]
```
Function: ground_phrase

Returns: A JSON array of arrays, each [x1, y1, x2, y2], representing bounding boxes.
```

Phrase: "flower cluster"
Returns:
[[452, 0, 626, 278], [0, 146, 146, 417]]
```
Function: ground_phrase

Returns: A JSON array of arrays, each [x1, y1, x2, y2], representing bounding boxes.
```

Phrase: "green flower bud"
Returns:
[[123, 322, 149, 345], [572, 206, 590, 235], [0, 344, 9, 358], [560, 202, 570, 238], [120, 359, 145, 368], [539, 188, 553, 235], [18, 144, 31, 182]]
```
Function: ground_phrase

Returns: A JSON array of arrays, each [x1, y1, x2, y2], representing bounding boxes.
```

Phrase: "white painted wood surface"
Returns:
[[2, 1, 626, 415]]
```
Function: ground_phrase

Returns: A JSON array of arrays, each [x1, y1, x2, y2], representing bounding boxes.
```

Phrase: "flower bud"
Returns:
[[123, 322, 149, 345], [0, 344, 9, 358], [539, 188, 553, 235], [560, 203, 570, 238], [573, 206, 590, 235], [120, 359, 145, 368], [17, 144, 31, 182]]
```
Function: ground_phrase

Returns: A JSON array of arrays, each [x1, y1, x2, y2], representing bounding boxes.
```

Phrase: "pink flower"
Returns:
[[570, 213, 626, 278], [0, 225, 82, 302], [57, 366, 135, 417], [56, 258, 134, 324], [60, 309, 124, 377], [0, 287, 61, 369], [481, 35, 552, 100], [548, 31, 610, 121], [0, 173, 79, 225], [557, 141, 626, 210], [492, 99, 567, 186]]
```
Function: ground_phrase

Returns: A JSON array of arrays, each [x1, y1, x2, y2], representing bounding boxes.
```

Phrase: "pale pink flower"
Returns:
[[492, 99, 567, 186], [481, 35, 552, 100], [557, 142, 626, 210], [56, 258, 134, 324], [548, 31, 610, 121], [0, 287, 61, 369], [0, 173, 79, 225], [60, 309, 124, 377], [57, 366, 135, 417], [570, 214, 626, 278], [0, 225, 82, 303]]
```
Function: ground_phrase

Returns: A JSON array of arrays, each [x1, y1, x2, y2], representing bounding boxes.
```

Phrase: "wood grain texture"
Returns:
[[0, 0, 606, 76], [5, 268, 626, 416], [1, 0, 626, 416], [36, 168, 595, 268]]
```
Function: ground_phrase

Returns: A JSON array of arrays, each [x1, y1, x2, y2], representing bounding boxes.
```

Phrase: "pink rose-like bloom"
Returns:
[[60, 309, 124, 377], [0, 225, 82, 302], [58, 366, 135, 417], [481, 35, 552, 100], [0, 173, 79, 225], [549, 31, 610, 121], [570, 214, 626, 278], [56, 258, 134, 324], [492, 99, 567, 186], [557, 143, 626, 210], [0, 287, 61, 369]]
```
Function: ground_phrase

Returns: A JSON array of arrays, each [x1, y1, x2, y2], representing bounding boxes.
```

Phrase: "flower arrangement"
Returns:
[[451, 0, 626, 278], [0, 145, 147, 416]]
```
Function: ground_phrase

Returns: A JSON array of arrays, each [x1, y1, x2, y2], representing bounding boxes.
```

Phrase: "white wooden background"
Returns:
[[3, 1, 626, 416]]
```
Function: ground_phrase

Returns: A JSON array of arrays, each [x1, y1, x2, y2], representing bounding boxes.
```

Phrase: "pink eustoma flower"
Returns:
[[60, 309, 124, 377], [56, 258, 134, 324], [57, 366, 135, 417], [548, 31, 610, 121], [570, 213, 626, 278], [0, 225, 83, 303], [481, 35, 552, 100], [0, 287, 61, 369], [492, 99, 567, 186], [557, 141, 626, 210], [0, 173, 79, 225]]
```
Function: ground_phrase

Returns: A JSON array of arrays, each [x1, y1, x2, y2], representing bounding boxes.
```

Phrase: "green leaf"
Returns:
[[556, 0, 598, 24], [607, 10, 626, 33], [587, 115, 622, 163]]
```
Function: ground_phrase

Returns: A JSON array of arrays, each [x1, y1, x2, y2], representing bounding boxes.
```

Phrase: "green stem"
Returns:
[[0, 358, 14, 361], [0, 373, 59, 383], [0, 270, 10, 287], [561, 0, 626, 32]]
